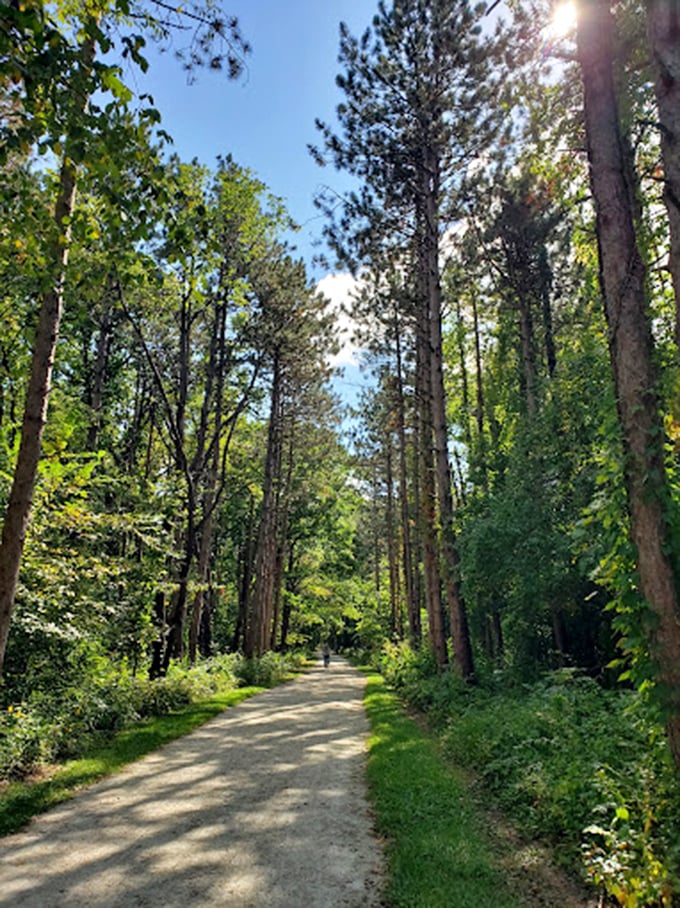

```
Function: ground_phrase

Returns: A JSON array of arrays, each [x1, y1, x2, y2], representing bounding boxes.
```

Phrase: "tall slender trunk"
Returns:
[[233, 493, 256, 651], [454, 296, 473, 452], [279, 543, 296, 652], [386, 438, 401, 637], [416, 260, 447, 669], [517, 293, 538, 418], [371, 462, 382, 602], [578, 0, 680, 767], [246, 351, 283, 657], [87, 299, 114, 451], [471, 293, 489, 493], [163, 512, 195, 670], [188, 503, 214, 663], [423, 149, 474, 680], [394, 322, 420, 645], [0, 35, 96, 672], [538, 247, 557, 378]]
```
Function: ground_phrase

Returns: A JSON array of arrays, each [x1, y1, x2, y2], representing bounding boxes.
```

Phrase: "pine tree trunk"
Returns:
[[233, 494, 256, 652], [246, 352, 283, 657], [386, 439, 401, 637], [471, 293, 489, 493], [578, 0, 680, 767], [394, 323, 420, 644], [423, 152, 475, 680], [539, 247, 557, 378], [416, 272, 447, 669], [517, 293, 538, 418]]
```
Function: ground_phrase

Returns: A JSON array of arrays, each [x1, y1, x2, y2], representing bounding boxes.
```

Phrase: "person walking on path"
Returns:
[[322, 642, 331, 668], [0, 659, 384, 908]]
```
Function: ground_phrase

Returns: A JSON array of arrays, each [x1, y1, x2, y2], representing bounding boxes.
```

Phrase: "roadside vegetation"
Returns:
[[364, 672, 525, 908], [371, 643, 680, 908]]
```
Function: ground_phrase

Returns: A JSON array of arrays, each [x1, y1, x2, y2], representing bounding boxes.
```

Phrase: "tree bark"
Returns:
[[415, 265, 448, 669], [233, 493, 256, 652], [578, 0, 680, 767], [422, 149, 475, 679], [385, 437, 401, 637], [394, 321, 420, 645], [86, 298, 114, 451], [0, 151, 86, 671], [0, 28, 98, 673], [245, 351, 283, 657], [188, 505, 214, 663]]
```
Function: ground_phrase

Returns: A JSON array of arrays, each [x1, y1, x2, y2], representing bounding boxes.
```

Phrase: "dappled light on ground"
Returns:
[[0, 661, 383, 908]]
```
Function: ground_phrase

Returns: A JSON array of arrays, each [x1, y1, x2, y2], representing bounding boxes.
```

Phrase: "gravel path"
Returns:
[[0, 659, 385, 907]]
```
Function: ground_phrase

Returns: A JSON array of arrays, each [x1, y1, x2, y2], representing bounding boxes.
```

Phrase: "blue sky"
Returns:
[[129, 0, 374, 275], [127, 1, 374, 409]]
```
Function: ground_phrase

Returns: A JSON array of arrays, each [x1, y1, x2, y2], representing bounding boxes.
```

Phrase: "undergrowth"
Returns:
[[376, 641, 680, 908]]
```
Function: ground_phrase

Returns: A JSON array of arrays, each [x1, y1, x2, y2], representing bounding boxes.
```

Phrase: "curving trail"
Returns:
[[0, 659, 384, 907]]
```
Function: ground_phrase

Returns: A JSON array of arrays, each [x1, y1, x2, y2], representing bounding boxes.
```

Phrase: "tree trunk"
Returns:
[[0, 29, 98, 673], [188, 506, 214, 663], [162, 517, 195, 671], [416, 266, 448, 669], [578, 0, 680, 767], [233, 493, 256, 652], [454, 296, 473, 452], [394, 322, 420, 645], [86, 297, 115, 451], [517, 292, 538, 418], [245, 351, 283, 657], [647, 0, 680, 349], [423, 150, 475, 680], [385, 438, 401, 637], [149, 590, 166, 680], [0, 159, 79, 672], [538, 247, 557, 378]]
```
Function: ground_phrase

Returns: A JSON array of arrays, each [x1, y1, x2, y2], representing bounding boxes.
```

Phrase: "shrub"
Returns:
[[233, 652, 293, 688], [0, 705, 59, 779]]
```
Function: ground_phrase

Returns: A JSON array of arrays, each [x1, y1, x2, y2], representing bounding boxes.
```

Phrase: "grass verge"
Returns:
[[364, 672, 525, 908], [0, 685, 262, 837]]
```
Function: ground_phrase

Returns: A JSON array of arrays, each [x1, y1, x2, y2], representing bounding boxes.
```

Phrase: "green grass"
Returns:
[[0, 685, 262, 837], [364, 673, 525, 908]]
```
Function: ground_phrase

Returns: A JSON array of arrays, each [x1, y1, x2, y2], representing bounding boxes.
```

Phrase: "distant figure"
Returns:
[[322, 644, 331, 669]]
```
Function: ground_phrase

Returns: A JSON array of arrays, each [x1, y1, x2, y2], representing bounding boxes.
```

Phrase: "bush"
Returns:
[[0, 705, 59, 779], [233, 652, 294, 688]]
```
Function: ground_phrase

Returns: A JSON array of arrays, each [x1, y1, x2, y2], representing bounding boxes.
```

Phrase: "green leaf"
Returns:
[[100, 69, 133, 104]]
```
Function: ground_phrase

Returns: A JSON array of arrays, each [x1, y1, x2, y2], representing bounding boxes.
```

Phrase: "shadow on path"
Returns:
[[0, 659, 384, 908]]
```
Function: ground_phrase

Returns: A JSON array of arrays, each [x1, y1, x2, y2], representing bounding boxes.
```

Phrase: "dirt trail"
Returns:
[[0, 659, 384, 908]]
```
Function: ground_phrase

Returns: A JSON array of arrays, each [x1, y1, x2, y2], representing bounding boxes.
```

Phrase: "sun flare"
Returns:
[[550, 0, 577, 37]]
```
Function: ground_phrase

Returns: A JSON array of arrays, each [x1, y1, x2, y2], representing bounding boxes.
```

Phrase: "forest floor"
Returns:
[[0, 660, 384, 907], [0, 659, 597, 908]]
